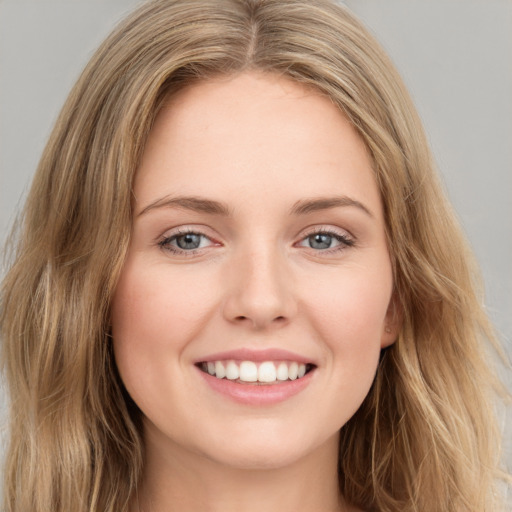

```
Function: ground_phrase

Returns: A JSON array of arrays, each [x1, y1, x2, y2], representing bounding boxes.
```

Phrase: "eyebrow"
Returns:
[[137, 194, 373, 218], [290, 196, 374, 218], [137, 195, 232, 217]]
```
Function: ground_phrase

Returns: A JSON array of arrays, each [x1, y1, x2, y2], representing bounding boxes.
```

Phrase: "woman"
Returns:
[[0, 0, 509, 511]]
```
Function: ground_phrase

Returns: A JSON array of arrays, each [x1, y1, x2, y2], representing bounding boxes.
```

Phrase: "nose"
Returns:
[[222, 245, 297, 330]]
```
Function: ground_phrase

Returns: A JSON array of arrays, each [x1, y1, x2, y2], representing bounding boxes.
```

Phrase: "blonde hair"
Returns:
[[1, 0, 509, 510]]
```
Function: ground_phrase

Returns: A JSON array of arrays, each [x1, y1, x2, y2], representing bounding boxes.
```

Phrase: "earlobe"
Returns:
[[381, 292, 402, 348]]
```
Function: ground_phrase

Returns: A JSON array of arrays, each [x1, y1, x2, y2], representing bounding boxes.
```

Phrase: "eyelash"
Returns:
[[157, 227, 355, 256], [298, 228, 355, 254], [157, 228, 216, 256]]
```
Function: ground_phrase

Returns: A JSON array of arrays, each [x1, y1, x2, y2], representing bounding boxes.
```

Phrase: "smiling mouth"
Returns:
[[196, 360, 316, 385]]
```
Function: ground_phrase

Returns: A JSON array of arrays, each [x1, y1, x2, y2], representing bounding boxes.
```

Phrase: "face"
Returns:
[[112, 72, 398, 471]]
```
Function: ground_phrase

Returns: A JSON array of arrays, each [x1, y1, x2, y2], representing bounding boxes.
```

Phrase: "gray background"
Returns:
[[1, 0, 511, 487]]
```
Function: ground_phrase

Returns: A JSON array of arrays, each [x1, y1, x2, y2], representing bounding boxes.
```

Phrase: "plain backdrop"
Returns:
[[1, 0, 511, 485]]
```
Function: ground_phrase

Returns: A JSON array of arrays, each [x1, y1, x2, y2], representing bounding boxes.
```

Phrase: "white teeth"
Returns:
[[225, 360, 239, 380], [201, 359, 312, 383], [214, 361, 226, 379], [258, 361, 277, 382], [288, 362, 298, 380], [239, 361, 258, 382], [276, 362, 289, 381]]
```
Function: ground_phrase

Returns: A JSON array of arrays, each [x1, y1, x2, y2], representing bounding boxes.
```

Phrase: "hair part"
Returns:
[[1, 1, 509, 511]]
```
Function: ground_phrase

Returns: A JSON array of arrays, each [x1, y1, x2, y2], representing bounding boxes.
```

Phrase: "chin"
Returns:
[[192, 423, 338, 471]]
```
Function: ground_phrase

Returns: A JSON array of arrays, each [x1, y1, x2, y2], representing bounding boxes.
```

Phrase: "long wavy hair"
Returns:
[[1, 0, 509, 510]]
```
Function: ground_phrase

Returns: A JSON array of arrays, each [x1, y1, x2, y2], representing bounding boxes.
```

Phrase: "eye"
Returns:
[[158, 229, 216, 254], [297, 229, 354, 252]]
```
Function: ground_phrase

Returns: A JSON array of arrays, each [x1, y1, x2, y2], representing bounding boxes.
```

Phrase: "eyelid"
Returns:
[[156, 224, 219, 242], [295, 225, 355, 253], [300, 224, 353, 239], [157, 226, 221, 256]]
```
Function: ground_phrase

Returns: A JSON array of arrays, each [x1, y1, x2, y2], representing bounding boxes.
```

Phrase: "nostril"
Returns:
[[235, 315, 287, 324]]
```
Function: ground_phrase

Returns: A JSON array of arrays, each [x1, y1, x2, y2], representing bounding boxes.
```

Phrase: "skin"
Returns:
[[111, 71, 399, 512]]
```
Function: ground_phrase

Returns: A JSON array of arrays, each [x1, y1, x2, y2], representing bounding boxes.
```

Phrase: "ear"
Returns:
[[381, 291, 402, 348]]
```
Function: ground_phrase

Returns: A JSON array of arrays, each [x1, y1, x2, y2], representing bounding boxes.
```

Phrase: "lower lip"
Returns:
[[196, 367, 314, 405]]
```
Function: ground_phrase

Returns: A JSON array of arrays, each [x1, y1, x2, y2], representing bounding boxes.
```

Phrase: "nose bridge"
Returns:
[[222, 238, 296, 329]]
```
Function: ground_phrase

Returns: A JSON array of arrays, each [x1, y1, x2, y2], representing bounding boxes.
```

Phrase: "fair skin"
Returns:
[[112, 72, 399, 512]]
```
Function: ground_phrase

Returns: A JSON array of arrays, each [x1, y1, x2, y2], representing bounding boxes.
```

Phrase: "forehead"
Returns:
[[134, 72, 381, 218]]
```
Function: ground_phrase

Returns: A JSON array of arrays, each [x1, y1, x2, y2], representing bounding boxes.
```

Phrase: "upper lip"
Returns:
[[194, 348, 316, 365]]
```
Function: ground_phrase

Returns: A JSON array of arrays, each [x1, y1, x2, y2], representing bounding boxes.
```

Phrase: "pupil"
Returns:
[[177, 233, 201, 250], [310, 233, 332, 249]]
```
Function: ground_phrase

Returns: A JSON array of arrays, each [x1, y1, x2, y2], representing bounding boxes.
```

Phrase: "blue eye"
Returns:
[[159, 231, 213, 253], [174, 233, 203, 250], [298, 230, 354, 251], [307, 233, 335, 250]]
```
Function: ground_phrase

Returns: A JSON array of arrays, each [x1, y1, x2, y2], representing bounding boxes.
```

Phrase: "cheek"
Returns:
[[301, 264, 392, 376], [309, 266, 391, 334], [110, 260, 218, 401], [112, 259, 216, 344]]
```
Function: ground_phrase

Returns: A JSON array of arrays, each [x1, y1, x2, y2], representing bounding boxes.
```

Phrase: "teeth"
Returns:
[[258, 361, 277, 382], [214, 361, 226, 379], [288, 362, 299, 380], [200, 360, 310, 383], [239, 361, 258, 382], [276, 362, 289, 381], [225, 360, 239, 380]]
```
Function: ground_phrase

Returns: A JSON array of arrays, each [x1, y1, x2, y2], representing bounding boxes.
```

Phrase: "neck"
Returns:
[[135, 427, 355, 512]]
